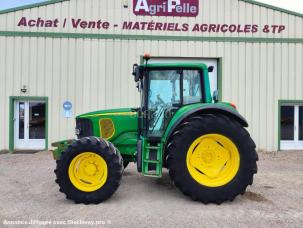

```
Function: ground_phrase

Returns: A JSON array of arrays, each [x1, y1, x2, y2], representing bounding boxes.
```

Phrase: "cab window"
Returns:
[[183, 70, 202, 105], [147, 70, 181, 137]]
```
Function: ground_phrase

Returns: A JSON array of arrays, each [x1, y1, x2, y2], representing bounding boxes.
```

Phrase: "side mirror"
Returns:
[[132, 64, 142, 82], [213, 90, 219, 103], [132, 64, 138, 75], [135, 68, 140, 82], [208, 66, 214, 73]]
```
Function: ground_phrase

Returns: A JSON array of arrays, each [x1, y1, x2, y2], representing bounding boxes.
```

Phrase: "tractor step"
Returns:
[[143, 159, 161, 164], [142, 140, 163, 178], [143, 172, 162, 178], [145, 146, 160, 150]]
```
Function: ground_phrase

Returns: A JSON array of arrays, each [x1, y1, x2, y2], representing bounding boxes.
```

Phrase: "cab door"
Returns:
[[146, 69, 181, 139]]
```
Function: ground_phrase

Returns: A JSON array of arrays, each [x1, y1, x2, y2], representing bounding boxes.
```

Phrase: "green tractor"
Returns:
[[53, 54, 258, 204]]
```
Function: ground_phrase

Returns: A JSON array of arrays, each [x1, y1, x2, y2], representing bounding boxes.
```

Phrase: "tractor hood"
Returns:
[[76, 108, 138, 142], [77, 108, 137, 119]]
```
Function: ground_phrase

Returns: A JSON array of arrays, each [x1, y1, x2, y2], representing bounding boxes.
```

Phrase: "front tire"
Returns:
[[166, 114, 258, 204], [55, 137, 123, 204]]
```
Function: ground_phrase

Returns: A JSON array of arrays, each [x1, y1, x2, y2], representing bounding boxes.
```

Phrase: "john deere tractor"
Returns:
[[53, 55, 258, 204]]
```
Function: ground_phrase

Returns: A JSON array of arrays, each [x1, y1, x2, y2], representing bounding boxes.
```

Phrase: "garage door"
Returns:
[[149, 57, 218, 96]]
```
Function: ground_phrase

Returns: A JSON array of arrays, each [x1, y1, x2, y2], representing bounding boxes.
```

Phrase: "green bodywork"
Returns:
[[78, 108, 138, 158], [52, 62, 243, 177], [52, 108, 138, 162]]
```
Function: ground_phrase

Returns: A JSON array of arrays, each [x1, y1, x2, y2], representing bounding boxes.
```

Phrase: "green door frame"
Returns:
[[278, 100, 303, 151], [9, 96, 49, 151], [140, 56, 223, 101]]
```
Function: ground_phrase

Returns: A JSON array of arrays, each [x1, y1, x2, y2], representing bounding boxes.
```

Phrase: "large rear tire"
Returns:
[[166, 114, 258, 204], [55, 137, 123, 204]]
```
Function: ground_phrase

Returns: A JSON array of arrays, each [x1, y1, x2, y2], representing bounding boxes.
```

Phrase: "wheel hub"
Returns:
[[84, 163, 98, 176], [202, 151, 213, 164]]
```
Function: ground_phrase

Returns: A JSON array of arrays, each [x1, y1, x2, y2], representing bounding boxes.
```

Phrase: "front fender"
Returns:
[[51, 139, 76, 160], [163, 103, 248, 144]]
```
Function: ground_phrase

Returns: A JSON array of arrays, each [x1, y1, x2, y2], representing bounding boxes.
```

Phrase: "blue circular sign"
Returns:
[[63, 101, 72, 111]]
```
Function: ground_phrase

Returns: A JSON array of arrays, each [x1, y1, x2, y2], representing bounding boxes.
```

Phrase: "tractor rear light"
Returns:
[[230, 102, 237, 110]]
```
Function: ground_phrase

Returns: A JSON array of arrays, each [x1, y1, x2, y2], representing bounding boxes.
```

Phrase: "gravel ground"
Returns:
[[0, 151, 302, 228]]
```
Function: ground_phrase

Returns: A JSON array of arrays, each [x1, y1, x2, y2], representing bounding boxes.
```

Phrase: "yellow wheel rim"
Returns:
[[186, 134, 240, 187], [68, 152, 108, 192]]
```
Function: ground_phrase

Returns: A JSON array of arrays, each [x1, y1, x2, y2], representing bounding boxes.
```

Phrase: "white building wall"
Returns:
[[0, 0, 302, 38], [0, 0, 302, 151]]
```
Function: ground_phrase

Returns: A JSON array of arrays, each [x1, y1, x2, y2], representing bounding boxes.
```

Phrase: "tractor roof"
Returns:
[[142, 62, 208, 70]]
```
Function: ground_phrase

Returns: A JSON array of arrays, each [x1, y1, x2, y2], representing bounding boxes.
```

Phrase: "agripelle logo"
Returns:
[[133, 0, 199, 17]]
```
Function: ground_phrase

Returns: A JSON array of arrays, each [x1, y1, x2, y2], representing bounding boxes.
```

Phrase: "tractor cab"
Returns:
[[132, 55, 213, 176], [133, 56, 212, 140]]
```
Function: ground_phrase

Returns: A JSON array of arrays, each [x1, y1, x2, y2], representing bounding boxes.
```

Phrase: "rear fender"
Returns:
[[163, 104, 248, 145]]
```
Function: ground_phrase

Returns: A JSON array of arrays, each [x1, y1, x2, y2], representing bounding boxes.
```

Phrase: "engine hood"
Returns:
[[77, 108, 137, 119], [76, 108, 138, 142]]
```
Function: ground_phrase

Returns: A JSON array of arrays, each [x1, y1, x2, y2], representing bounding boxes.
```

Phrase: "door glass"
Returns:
[[29, 102, 46, 139], [281, 106, 294, 140], [19, 102, 25, 139], [183, 70, 202, 104], [299, 106, 303, 141], [148, 70, 181, 137]]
